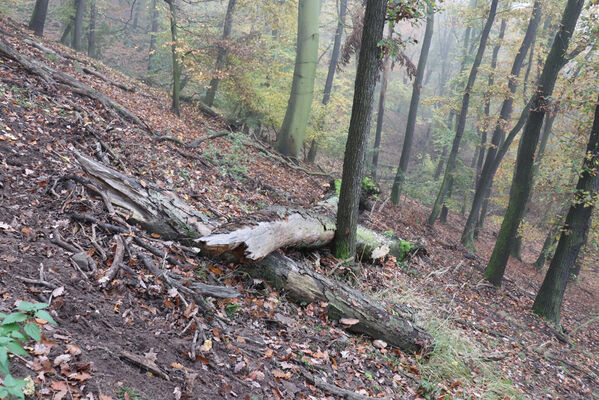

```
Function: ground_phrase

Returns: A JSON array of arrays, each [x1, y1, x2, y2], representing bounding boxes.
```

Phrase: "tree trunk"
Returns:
[[60, 20, 73, 46], [461, 0, 543, 250], [165, 0, 180, 116], [390, 5, 434, 204], [88, 0, 97, 58], [333, 0, 386, 259], [371, 51, 390, 181], [29, 0, 50, 37], [322, 0, 347, 105], [427, 0, 498, 226], [133, 0, 144, 29], [204, 0, 238, 107], [276, 0, 321, 158], [533, 93, 599, 323], [484, 0, 585, 287], [73, 0, 86, 51], [249, 253, 433, 352], [534, 221, 560, 270], [476, 18, 506, 188], [147, 0, 159, 75]]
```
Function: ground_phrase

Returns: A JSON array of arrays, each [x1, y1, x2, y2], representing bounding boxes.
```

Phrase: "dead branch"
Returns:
[[82, 66, 135, 92]]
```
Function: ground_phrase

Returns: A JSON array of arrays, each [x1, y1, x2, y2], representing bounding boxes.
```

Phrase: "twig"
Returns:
[[300, 369, 378, 400], [15, 275, 58, 290], [98, 234, 125, 286], [50, 228, 82, 253]]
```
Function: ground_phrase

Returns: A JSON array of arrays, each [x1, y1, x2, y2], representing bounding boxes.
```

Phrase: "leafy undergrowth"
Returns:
[[0, 15, 597, 400]]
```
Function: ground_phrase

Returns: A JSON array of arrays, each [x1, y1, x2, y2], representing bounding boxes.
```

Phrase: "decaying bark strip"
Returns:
[[82, 66, 135, 92]]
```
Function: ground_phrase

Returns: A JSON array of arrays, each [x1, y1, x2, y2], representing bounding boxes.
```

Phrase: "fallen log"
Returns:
[[82, 66, 135, 92], [0, 38, 148, 130], [74, 151, 214, 242], [199, 207, 413, 262], [71, 154, 432, 351], [250, 253, 432, 352]]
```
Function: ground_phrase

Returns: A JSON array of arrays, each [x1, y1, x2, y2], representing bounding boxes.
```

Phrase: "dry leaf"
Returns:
[[53, 354, 71, 366], [201, 339, 212, 352]]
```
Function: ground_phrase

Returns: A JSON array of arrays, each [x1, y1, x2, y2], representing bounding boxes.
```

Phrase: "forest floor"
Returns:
[[0, 16, 598, 400]]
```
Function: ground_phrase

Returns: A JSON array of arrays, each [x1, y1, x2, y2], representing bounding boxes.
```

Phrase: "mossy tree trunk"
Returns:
[[29, 0, 50, 37], [204, 0, 237, 107], [533, 93, 599, 323], [390, 4, 434, 204], [427, 0, 498, 226], [484, 0, 585, 286], [534, 221, 561, 270], [276, 0, 321, 158], [333, 0, 386, 259], [165, 0, 181, 116], [461, 0, 543, 250]]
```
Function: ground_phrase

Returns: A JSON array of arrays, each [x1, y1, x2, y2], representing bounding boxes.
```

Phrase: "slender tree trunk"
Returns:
[[133, 0, 144, 29], [73, 0, 86, 51], [534, 221, 561, 270], [371, 51, 390, 180], [390, 5, 434, 204], [461, 0, 543, 250], [533, 93, 599, 323], [333, 0, 386, 259], [276, 0, 321, 158], [88, 0, 97, 58], [148, 0, 159, 75], [307, 0, 347, 164], [484, 0, 585, 287], [476, 18, 506, 186], [165, 0, 180, 116], [322, 0, 347, 105], [60, 20, 73, 45], [204, 0, 238, 107], [427, 0, 498, 226], [434, 145, 448, 180], [29, 0, 50, 37]]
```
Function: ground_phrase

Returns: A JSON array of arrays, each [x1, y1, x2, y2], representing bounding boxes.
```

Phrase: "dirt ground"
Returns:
[[0, 15, 598, 400]]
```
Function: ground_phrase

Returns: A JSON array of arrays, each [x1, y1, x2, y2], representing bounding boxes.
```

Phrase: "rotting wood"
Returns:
[[155, 130, 229, 148], [300, 369, 378, 400], [119, 350, 170, 381], [70, 152, 432, 351], [249, 253, 432, 352], [199, 207, 421, 262], [74, 151, 214, 243]]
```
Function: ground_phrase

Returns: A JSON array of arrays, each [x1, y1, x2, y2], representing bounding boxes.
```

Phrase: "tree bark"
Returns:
[[276, 0, 321, 158], [461, 0, 543, 250], [165, 0, 180, 116], [249, 253, 433, 352], [390, 5, 434, 204], [29, 0, 50, 37], [484, 0, 585, 286], [204, 0, 237, 107], [534, 221, 560, 271], [333, 0, 386, 259], [73, 0, 86, 51], [427, 0, 498, 226], [533, 93, 599, 323]]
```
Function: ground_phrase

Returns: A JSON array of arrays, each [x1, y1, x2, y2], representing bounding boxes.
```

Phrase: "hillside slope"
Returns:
[[1, 16, 598, 399]]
